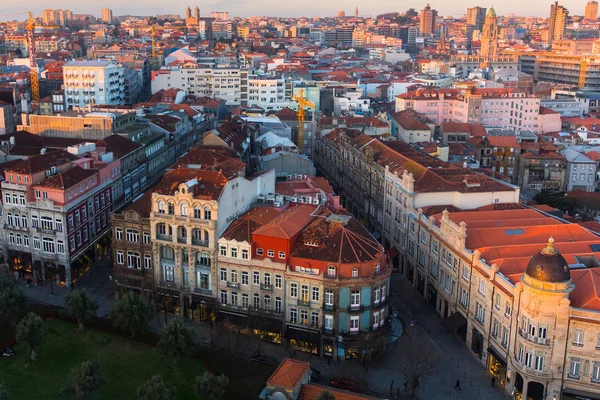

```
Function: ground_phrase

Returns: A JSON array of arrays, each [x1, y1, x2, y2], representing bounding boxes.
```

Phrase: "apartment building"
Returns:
[[396, 88, 558, 134], [549, 2, 569, 45], [247, 77, 293, 111], [391, 199, 600, 400], [534, 54, 600, 90], [2, 148, 119, 286], [559, 149, 598, 192], [466, 135, 521, 182], [390, 109, 435, 143], [517, 144, 566, 191], [63, 60, 125, 108], [151, 63, 248, 107]]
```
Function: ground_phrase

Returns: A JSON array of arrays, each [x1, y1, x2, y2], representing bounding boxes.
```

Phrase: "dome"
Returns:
[[525, 237, 571, 283]]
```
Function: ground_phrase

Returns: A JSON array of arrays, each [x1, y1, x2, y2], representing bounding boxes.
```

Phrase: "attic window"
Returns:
[[304, 241, 318, 247]]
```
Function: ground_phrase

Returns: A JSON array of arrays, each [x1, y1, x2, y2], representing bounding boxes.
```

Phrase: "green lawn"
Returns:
[[0, 318, 274, 399]]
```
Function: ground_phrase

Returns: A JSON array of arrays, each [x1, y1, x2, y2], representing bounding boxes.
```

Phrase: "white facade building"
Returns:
[[247, 78, 292, 111], [63, 60, 125, 108]]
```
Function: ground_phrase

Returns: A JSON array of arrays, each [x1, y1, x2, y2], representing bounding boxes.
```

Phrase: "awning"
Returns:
[[386, 247, 399, 258], [251, 315, 283, 333], [285, 326, 321, 344], [487, 346, 507, 366], [441, 312, 467, 332], [562, 388, 600, 400], [219, 310, 248, 327]]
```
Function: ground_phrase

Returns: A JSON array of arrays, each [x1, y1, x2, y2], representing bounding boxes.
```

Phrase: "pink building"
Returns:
[[396, 87, 555, 134]]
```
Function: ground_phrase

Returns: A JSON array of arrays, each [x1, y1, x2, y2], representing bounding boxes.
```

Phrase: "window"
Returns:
[[312, 287, 319, 302], [569, 358, 581, 378], [127, 251, 141, 269], [475, 302, 485, 324], [241, 272, 248, 285], [350, 290, 360, 307], [325, 290, 334, 306], [230, 270, 238, 283], [301, 285, 309, 302], [56, 240, 64, 254], [459, 287, 469, 308], [267, 249, 274, 258], [33, 237, 41, 250], [275, 297, 282, 314], [573, 329, 584, 346], [524, 352, 533, 368], [328, 265, 336, 277], [220, 246, 227, 256], [256, 248, 263, 256], [220, 268, 227, 282], [538, 324, 547, 341], [501, 328, 509, 348], [158, 201, 165, 213], [253, 271, 259, 284], [278, 251, 285, 259], [264, 273, 271, 287], [290, 308, 298, 324], [220, 290, 227, 305], [143, 233, 150, 245], [144, 255, 152, 269], [593, 362, 600, 383], [42, 237, 55, 253], [116, 251, 124, 264], [290, 283, 298, 298], [505, 302, 511, 317], [534, 355, 544, 371], [231, 248, 237, 258], [352, 268, 358, 278], [478, 278, 487, 297], [167, 202, 174, 215], [180, 203, 188, 216], [374, 288, 380, 304], [204, 208, 211, 220], [492, 319, 499, 338], [264, 295, 271, 310], [462, 265, 470, 281], [275, 275, 282, 288], [126, 229, 139, 242], [311, 312, 319, 328], [241, 249, 248, 260], [325, 315, 333, 330], [350, 316, 359, 332], [230, 292, 238, 307], [115, 228, 123, 240]]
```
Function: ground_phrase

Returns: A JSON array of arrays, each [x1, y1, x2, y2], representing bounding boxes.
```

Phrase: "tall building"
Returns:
[[549, 2, 569, 45], [210, 11, 229, 21], [585, 0, 599, 20], [466, 6, 487, 31], [63, 60, 125, 108], [420, 3, 438, 36], [41, 9, 72, 26], [480, 7, 499, 63], [101, 8, 113, 24], [355, 6, 359, 19], [185, 6, 200, 27]]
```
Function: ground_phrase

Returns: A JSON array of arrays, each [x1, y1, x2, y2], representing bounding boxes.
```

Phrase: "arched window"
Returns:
[[325, 289, 334, 306], [180, 203, 188, 216], [156, 223, 167, 238], [328, 265, 336, 277], [204, 207, 212, 220], [167, 202, 175, 215], [158, 201, 165, 214], [194, 206, 202, 219], [178, 226, 187, 242], [160, 246, 174, 260], [352, 268, 359, 278]]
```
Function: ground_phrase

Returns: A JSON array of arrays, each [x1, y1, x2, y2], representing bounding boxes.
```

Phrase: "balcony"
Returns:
[[156, 234, 172, 242], [260, 283, 273, 292], [194, 287, 212, 295], [192, 239, 209, 247], [159, 281, 177, 289], [323, 302, 335, 311], [227, 281, 240, 289], [349, 304, 364, 312], [177, 237, 187, 244], [297, 299, 311, 307], [323, 326, 335, 335]]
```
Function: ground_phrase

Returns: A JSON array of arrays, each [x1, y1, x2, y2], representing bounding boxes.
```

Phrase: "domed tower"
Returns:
[[510, 238, 574, 400], [480, 7, 499, 65]]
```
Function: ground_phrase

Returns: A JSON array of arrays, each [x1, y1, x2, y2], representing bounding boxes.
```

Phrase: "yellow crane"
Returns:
[[291, 89, 315, 154], [579, 59, 588, 89], [26, 11, 40, 105]]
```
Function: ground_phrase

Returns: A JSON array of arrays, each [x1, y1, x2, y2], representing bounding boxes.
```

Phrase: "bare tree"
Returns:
[[396, 328, 438, 398]]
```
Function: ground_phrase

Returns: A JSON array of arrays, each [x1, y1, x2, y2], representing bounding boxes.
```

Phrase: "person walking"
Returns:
[[454, 379, 461, 391]]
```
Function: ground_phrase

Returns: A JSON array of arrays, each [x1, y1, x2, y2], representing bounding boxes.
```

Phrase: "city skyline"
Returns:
[[0, 0, 592, 20]]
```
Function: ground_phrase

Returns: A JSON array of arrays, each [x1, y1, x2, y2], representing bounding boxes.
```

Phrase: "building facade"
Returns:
[[63, 60, 125, 108]]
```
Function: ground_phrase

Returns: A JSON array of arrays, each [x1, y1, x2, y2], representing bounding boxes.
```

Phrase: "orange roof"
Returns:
[[266, 358, 309, 389], [253, 204, 317, 239], [298, 383, 380, 400]]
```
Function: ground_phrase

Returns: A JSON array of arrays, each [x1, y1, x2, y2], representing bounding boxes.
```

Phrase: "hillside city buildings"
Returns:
[[2, 2, 600, 399]]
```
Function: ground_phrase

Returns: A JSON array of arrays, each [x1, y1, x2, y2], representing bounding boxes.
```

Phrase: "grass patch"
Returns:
[[0, 318, 274, 399]]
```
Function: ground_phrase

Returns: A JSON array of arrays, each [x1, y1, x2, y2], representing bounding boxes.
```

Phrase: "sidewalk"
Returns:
[[381, 274, 511, 400], [19, 257, 116, 318]]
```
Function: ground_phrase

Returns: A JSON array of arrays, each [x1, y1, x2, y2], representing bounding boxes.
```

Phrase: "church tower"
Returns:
[[480, 7, 499, 65]]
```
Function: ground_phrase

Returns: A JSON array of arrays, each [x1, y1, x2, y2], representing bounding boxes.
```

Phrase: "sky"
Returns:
[[0, 0, 590, 20]]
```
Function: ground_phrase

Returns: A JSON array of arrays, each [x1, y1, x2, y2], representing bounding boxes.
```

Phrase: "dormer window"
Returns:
[[352, 268, 359, 278], [328, 265, 336, 277]]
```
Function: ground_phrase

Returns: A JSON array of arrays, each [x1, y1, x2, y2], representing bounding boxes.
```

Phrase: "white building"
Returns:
[[247, 78, 292, 111], [151, 64, 248, 107], [333, 89, 371, 116], [63, 60, 125, 108], [559, 148, 598, 192]]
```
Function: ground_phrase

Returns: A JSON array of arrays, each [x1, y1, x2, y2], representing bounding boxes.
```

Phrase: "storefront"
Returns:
[[186, 294, 215, 323], [487, 346, 508, 388], [250, 314, 283, 344], [9, 250, 32, 279], [323, 338, 334, 358], [155, 288, 181, 318], [286, 326, 320, 355], [471, 328, 484, 359], [562, 389, 600, 400]]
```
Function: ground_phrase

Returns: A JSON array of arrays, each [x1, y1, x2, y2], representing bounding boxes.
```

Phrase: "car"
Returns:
[[329, 377, 359, 392], [249, 353, 278, 366], [310, 368, 322, 382]]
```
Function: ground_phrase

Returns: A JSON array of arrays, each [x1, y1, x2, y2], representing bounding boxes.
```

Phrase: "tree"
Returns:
[[315, 390, 335, 400], [0, 381, 11, 400], [15, 312, 46, 361], [0, 276, 25, 326], [111, 291, 154, 338], [396, 329, 438, 397], [62, 290, 98, 332], [137, 375, 174, 400], [157, 319, 198, 368], [60, 360, 106, 400], [193, 371, 229, 400]]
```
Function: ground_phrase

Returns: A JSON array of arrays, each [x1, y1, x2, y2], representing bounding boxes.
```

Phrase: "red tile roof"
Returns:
[[155, 169, 227, 200], [266, 358, 309, 389], [8, 150, 78, 175]]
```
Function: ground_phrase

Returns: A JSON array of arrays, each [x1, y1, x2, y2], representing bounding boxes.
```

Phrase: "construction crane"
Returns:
[[26, 11, 40, 105], [579, 59, 588, 89], [291, 89, 315, 154]]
